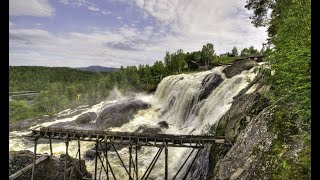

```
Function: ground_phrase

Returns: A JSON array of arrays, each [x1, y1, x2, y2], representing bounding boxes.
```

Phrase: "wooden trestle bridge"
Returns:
[[12, 127, 227, 180]]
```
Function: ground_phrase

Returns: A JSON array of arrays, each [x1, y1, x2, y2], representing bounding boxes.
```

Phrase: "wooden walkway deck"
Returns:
[[25, 127, 226, 148]]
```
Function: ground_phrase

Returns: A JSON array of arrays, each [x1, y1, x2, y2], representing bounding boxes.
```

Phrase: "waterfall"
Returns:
[[9, 64, 260, 179]]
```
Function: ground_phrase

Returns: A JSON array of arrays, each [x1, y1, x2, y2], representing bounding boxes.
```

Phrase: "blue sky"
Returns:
[[9, 0, 268, 68]]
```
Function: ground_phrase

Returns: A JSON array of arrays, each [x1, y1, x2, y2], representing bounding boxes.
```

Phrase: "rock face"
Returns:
[[213, 107, 275, 180], [75, 112, 97, 125], [222, 60, 258, 78], [9, 150, 92, 180], [96, 99, 151, 129], [216, 93, 269, 142]]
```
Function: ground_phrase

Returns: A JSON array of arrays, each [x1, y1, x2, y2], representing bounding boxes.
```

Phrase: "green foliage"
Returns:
[[214, 56, 236, 65], [245, 0, 311, 178], [245, 0, 274, 27], [240, 46, 260, 56], [9, 100, 38, 123]]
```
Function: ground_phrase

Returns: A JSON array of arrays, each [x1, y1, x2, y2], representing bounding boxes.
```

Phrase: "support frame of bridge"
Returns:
[[30, 138, 204, 180]]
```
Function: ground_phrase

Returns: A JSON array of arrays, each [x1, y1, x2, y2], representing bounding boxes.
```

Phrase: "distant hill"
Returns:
[[76, 66, 119, 72]]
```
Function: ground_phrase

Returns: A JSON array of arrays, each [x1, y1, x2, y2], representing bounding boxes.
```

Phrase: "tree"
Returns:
[[248, 46, 259, 54], [240, 48, 249, 56], [231, 46, 239, 56], [201, 43, 215, 67], [192, 51, 201, 64], [164, 51, 172, 72], [152, 61, 166, 80], [9, 100, 36, 122], [244, 0, 274, 27], [176, 49, 186, 73]]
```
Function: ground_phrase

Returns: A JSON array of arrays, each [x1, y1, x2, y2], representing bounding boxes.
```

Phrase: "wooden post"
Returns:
[[78, 140, 82, 179], [105, 143, 109, 180], [64, 141, 69, 180], [165, 145, 168, 180], [135, 145, 138, 180], [31, 138, 38, 180], [94, 143, 98, 180], [49, 138, 53, 156], [129, 145, 132, 180]]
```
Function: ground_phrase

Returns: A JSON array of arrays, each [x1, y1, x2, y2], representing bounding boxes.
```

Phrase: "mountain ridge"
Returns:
[[75, 65, 119, 72]]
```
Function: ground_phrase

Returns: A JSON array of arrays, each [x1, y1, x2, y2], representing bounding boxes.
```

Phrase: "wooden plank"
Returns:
[[9, 155, 49, 180]]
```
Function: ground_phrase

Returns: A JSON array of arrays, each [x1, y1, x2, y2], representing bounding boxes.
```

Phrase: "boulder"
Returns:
[[75, 112, 97, 125], [222, 60, 258, 78], [96, 99, 151, 129], [84, 150, 101, 160], [134, 125, 162, 134], [158, 121, 169, 129], [198, 74, 223, 101]]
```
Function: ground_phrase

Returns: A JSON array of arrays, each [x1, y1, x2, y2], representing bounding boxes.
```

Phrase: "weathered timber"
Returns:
[[9, 155, 49, 180], [17, 127, 229, 180], [24, 127, 226, 148]]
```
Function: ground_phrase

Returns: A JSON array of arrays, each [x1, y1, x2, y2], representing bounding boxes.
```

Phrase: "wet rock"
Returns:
[[134, 125, 162, 134], [198, 74, 223, 101], [84, 143, 126, 156], [57, 110, 86, 119], [84, 150, 101, 160], [9, 150, 92, 180], [223, 60, 258, 78], [158, 121, 169, 129], [141, 128, 162, 134], [96, 99, 151, 129], [75, 112, 97, 125]]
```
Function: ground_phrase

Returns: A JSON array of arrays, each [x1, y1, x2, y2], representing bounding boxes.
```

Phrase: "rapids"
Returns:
[[9, 64, 261, 179]]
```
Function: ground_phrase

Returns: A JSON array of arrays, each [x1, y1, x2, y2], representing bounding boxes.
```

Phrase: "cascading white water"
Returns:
[[9, 64, 261, 179]]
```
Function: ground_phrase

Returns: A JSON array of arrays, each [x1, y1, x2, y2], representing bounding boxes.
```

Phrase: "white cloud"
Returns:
[[59, 0, 112, 15], [9, 0, 54, 17], [102, 10, 112, 15], [132, 0, 268, 54], [87, 6, 100, 12], [9, 25, 161, 67], [9, 0, 268, 67]]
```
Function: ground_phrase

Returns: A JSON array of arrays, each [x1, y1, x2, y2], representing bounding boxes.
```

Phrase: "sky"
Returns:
[[9, 0, 268, 68]]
